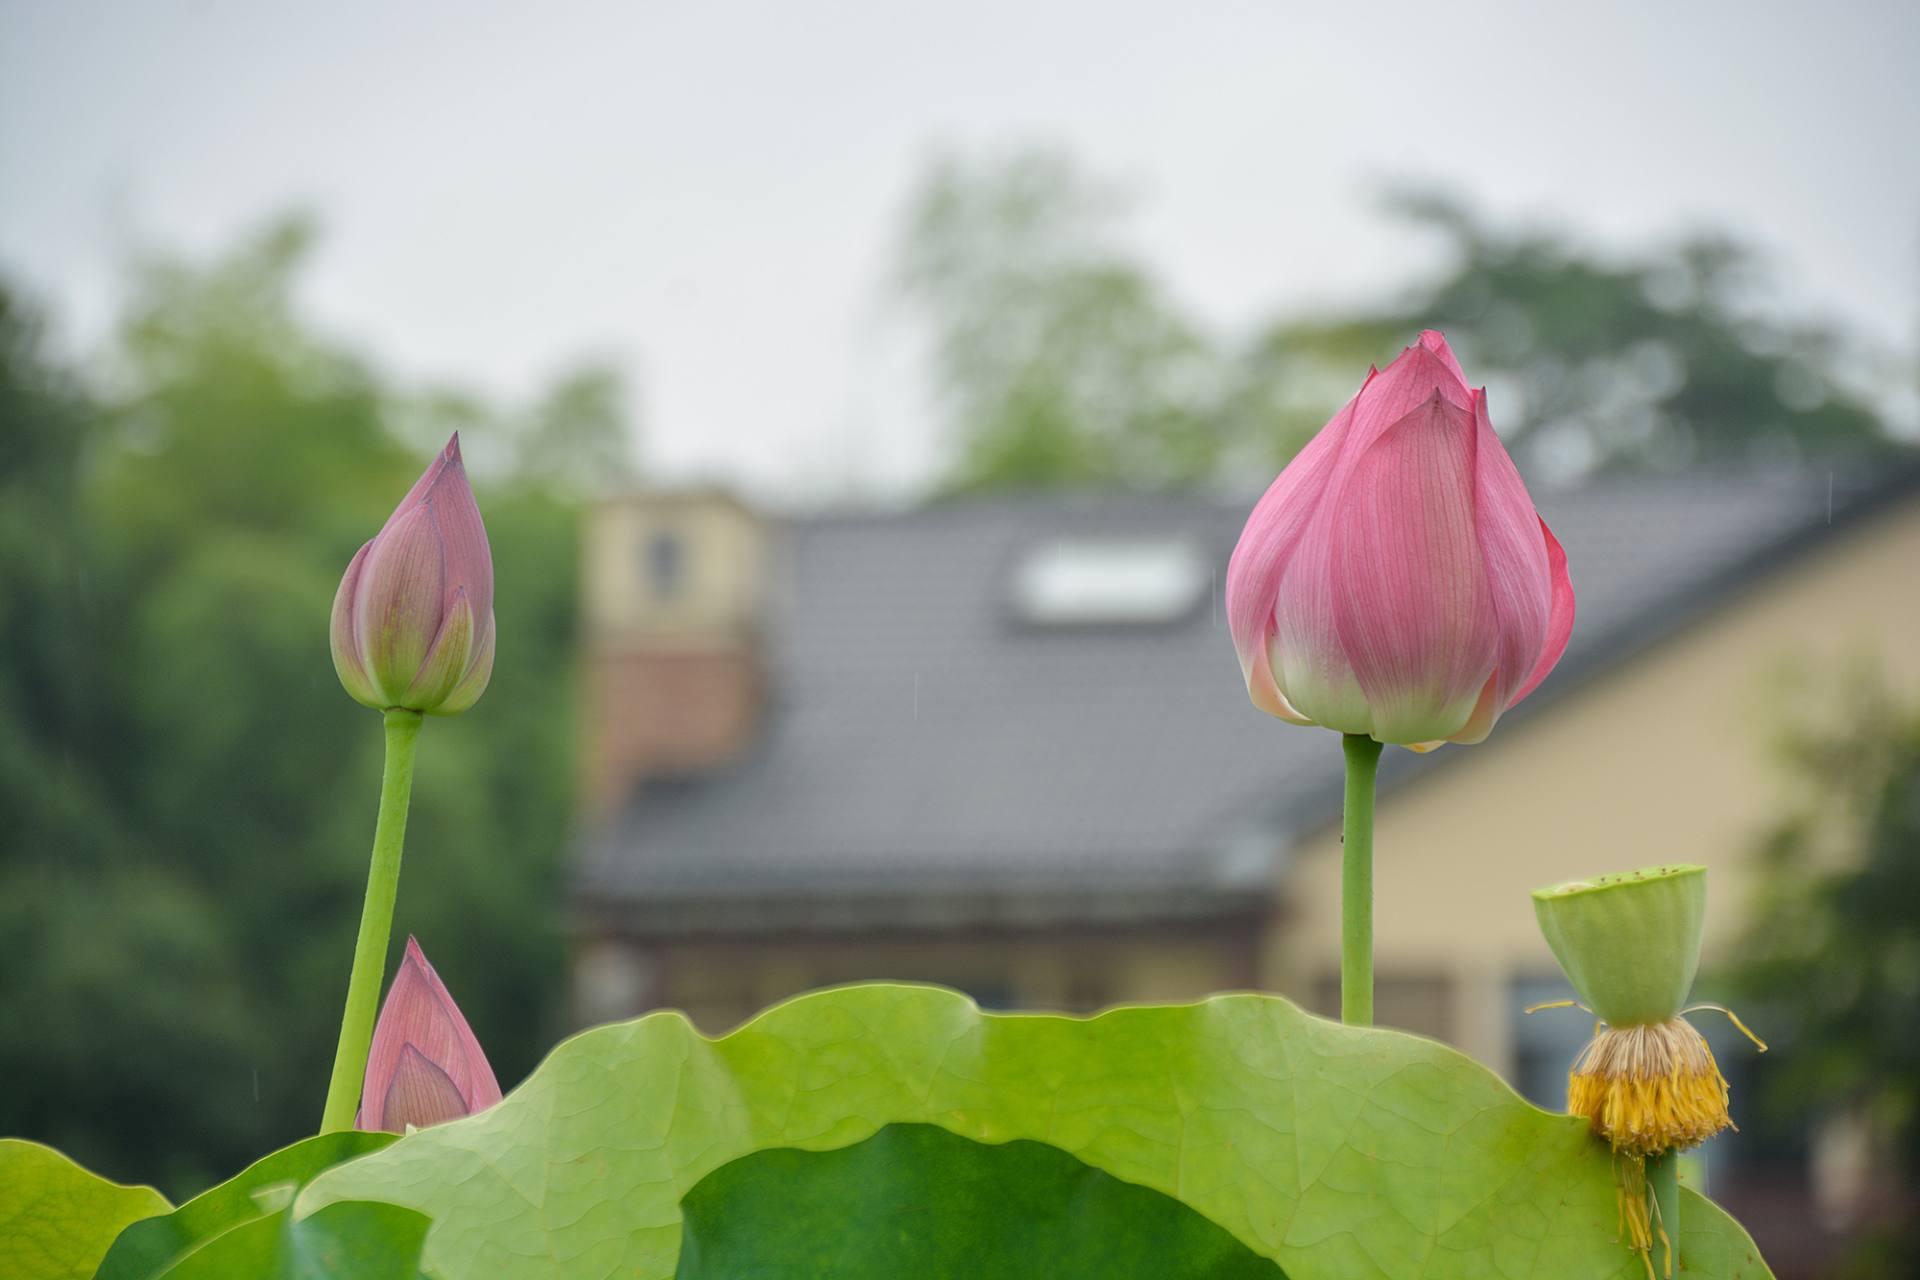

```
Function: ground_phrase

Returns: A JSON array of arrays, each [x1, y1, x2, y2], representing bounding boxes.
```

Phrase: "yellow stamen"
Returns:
[[1566, 1014, 1749, 1279], [1567, 1016, 1733, 1159], [1680, 1002, 1769, 1053], [1532, 999, 1763, 1277], [1614, 1155, 1656, 1280]]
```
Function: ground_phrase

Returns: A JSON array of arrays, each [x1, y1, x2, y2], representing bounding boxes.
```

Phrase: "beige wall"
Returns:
[[580, 648, 763, 813], [1266, 495, 1920, 1074], [582, 492, 765, 646]]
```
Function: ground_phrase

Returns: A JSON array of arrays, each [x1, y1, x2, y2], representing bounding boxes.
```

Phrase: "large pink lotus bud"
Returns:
[[331, 435, 494, 716], [357, 937, 502, 1133], [1226, 331, 1574, 747]]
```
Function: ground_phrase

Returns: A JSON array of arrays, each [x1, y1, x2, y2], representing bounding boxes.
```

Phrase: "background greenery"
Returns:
[[0, 216, 627, 1194], [1733, 678, 1920, 1275], [902, 149, 1902, 493]]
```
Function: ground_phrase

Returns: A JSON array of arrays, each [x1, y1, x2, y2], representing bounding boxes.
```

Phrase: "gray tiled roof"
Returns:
[[574, 466, 1915, 932]]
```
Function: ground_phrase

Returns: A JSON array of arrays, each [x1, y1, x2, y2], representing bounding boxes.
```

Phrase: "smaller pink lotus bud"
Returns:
[[357, 936, 502, 1133], [331, 434, 495, 716]]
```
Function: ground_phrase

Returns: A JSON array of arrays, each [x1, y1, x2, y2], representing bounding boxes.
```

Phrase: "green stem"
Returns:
[[319, 708, 424, 1133], [1647, 1152, 1680, 1279], [1340, 733, 1384, 1026]]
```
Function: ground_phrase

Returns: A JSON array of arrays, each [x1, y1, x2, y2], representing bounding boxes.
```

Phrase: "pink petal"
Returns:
[[1464, 390, 1552, 719], [1225, 390, 1352, 723], [329, 541, 380, 710], [381, 435, 459, 529], [1267, 500, 1374, 734], [1445, 671, 1503, 746], [413, 436, 493, 629], [379, 1045, 471, 1132], [402, 590, 476, 711], [352, 504, 446, 705], [1415, 329, 1468, 388], [1328, 391, 1498, 743], [1345, 334, 1474, 461], [430, 608, 496, 719], [1508, 517, 1575, 707], [361, 937, 501, 1128]]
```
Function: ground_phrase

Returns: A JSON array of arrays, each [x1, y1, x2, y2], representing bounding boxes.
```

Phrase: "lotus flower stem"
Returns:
[[1340, 733, 1383, 1025], [1646, 1151, 1679, 1277], [320, 708, 424, 1133]]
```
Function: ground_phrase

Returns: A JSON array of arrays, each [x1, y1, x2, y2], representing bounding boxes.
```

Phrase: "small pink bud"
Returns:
[[331, 435, 495, 716], [1225, 331, 1574, 747], [357, 937, 502, 1133]]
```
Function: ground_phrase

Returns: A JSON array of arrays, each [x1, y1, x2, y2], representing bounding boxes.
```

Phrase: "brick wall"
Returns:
[[581, 645, 761, 813]]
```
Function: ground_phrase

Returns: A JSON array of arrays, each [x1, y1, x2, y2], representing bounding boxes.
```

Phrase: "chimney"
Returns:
[[579, 490, 766, 814]]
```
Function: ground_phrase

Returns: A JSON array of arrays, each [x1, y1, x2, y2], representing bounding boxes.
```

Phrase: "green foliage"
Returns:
[[901, 150, 1904, 493], [97, 1132, 395, 1280], [0, 219, 628, 1193], [0, 1139, 168, 1280], [0, 288, 135, 876], [1262, 188, 1896, 478], [677, 1122, 1285, 1278], [1734, 676, 1920, 1265], [395, 360, 638, 494], [901, 150, 1231, 492], [299, 984, 1771, 1279]]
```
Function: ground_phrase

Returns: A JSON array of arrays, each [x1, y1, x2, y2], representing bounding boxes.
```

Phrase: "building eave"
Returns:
[[575, 881, 1273, 940]]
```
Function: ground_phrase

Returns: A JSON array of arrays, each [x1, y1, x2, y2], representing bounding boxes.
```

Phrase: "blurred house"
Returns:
[[570, 466, 1920, 1266]]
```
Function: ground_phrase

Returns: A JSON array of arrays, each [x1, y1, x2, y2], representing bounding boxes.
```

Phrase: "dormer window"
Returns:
[[1010, 536, 1209, 625], [645, 530, 685, 601]]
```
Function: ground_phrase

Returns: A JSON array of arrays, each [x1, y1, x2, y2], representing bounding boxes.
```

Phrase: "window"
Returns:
[[1010, 537, 1209, 625], [1510, 973, 1597, 1109], [644, 530, 684, 600]]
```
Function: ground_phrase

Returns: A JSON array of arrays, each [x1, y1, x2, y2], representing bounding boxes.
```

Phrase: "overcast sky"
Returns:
[[3, 0, 1915, 498]]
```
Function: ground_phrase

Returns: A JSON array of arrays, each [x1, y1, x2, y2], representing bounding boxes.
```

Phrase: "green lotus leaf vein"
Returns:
[[0, 1139, 169, 1280], [677, 1122, 1287, 1277], [295, 984, 1772, 1280]]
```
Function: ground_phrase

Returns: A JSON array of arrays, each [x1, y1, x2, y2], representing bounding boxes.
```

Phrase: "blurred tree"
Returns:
[[0, 285, 131, 863], [1254, 188, 1898, 480], [102, 213, 407, 549], [902, 150, 1904, 492], [0, 287, 255, 1192], [394, 360, 638, 493], [515, 361, 638, 491], [899, 149, 1230, 492], [0, 216, 609, 1193], [1732, 675, 1920, 1273]]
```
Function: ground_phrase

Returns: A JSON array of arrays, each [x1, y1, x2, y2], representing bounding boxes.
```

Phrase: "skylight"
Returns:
[[1011, 537, 1210, 625]]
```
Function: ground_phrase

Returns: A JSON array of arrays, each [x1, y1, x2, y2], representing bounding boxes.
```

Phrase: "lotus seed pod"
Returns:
[[1532, 864, 1705, 1027]]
